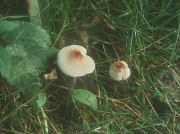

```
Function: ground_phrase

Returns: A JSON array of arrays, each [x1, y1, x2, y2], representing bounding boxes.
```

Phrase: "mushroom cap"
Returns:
[[57, 45, 95, 77], [109, 61, 131, 81]]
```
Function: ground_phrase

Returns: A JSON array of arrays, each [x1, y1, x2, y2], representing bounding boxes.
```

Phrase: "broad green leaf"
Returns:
[[72, 89, 97, 109], [6, 44, 26, 57], [24, 45, 58, 70], [5, 56, 40, 87], [1, 20, 51, 48], [0, 45, 11, 76], [36, 92, 47, 108], [0, 20, 57, 108], [0, 20, 58, 69], [0, 45, 42, 95], [0, 20, 20, 34], [27, 0, 51, 29]]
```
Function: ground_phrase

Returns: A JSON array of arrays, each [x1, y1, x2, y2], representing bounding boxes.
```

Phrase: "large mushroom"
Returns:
[[109, 61, 131, 81], [57, 45, 95, 77]]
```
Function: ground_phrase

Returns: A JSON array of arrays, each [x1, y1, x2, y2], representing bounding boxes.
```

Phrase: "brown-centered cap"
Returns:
[[109, 61, 131, 81], [57, 45, 95, 77]]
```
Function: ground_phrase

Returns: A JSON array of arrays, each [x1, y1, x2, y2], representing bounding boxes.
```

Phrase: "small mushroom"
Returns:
[[57, 45, 95, 77], [109, 61, 131, 81]]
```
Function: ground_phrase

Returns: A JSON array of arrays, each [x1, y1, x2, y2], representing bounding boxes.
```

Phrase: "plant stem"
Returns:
[[40, 107, 48, 134]]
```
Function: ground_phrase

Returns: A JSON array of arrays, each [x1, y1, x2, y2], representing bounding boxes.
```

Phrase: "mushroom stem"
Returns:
[[70, 77, 77, 91]]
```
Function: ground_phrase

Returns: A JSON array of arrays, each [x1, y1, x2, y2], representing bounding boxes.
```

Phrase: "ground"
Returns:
[[0, 0, 180, 134]]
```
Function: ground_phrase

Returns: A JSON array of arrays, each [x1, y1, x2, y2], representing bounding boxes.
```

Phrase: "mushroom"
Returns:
[[109, 61, 131, 81], [57, 45, 95, 77]]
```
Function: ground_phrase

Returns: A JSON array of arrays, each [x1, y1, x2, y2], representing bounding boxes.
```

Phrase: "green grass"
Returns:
[[0, 0, 180, 133]]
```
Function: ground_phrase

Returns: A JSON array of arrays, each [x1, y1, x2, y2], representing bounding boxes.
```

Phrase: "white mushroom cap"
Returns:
[[109, 61, 131, 81], [57, 45, 95, 77]]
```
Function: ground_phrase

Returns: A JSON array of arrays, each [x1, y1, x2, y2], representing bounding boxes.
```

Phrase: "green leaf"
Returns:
[[0, 20, 20, 34], [0, 44, 42, 95], [72, 89, 97, 110], [0, 20, 51, 48], [36, 92, 47, 108], [27, 0, 51, 29], [0, 20, 57, 108], [0, 20, 58, 70], [5, 56, 40, 87], [6, 44, 27, 57], [24, 45, 58, 70], [0, 45, 11, 76]]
